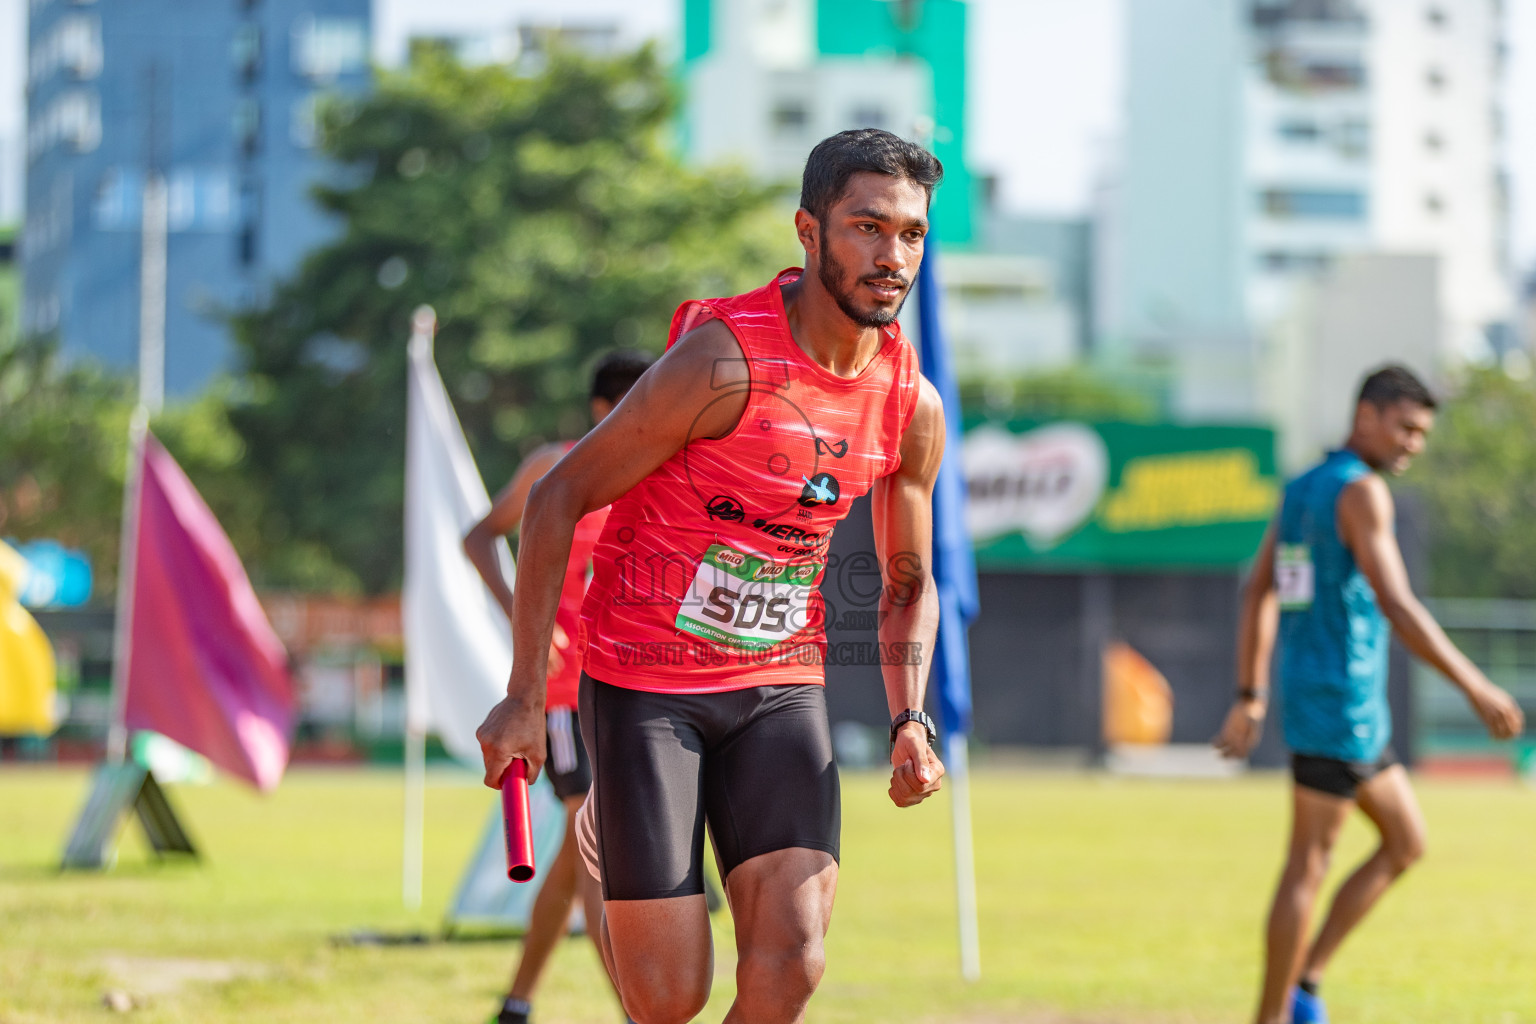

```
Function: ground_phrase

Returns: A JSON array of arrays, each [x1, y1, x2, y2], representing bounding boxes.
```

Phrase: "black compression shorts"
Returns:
[[544, 706, 592, 801], [578, 672, 840, 901], [1292, 747, 1399, 799]]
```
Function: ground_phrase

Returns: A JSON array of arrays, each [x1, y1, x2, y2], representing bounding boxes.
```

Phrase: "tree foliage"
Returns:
[[0, 342, 133, 590], [229, 46, 793, 593], [0, 340, 312, 599], [958, 365, 1161, 422], [1413, 365, 1536, 599]]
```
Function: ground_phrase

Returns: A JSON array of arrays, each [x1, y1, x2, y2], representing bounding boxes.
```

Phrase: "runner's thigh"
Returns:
[[704, 684, 841, 880], [582, 674, 710, 900]]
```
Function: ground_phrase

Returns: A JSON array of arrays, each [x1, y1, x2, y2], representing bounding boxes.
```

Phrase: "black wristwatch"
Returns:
[[890, 709, 937, 748]]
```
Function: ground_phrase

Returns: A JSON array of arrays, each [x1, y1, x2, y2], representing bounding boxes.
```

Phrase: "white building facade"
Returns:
[[1108, 0, 1513, 419]]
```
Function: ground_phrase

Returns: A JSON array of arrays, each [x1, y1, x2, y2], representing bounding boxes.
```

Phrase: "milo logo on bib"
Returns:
[[677, 542, 825, 652]]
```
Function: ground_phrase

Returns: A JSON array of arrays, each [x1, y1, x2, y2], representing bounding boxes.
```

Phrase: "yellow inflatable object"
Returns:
[[1103, 641, 1173, 746], [0, 540, 59, 735]]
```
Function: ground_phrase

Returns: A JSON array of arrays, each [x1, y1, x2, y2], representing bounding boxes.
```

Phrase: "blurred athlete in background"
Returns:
[[465, 349, 652, 1024], [1217, 364, 1525, 1024]]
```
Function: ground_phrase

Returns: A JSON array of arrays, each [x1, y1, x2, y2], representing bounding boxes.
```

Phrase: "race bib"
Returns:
[[676, 543, 825, 652], [1275, 543, 1314, 610]]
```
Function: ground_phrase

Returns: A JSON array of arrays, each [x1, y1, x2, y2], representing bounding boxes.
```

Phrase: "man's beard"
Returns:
[[818, 245, 909, 329]]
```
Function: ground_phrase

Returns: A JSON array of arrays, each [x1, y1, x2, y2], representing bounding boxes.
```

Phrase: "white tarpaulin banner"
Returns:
[[403, 318, 514, 766]]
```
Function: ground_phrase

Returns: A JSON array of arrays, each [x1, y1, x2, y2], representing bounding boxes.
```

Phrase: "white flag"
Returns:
[[403, 323, 513, 766]]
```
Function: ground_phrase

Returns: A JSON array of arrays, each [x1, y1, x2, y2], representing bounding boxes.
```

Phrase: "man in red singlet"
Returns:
[[464, 350, 652, 1024], [477, 128, 948, 1024]]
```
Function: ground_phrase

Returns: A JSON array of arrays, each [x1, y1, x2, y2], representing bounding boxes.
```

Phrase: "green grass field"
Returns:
[[2, 765, 1534, 1024]]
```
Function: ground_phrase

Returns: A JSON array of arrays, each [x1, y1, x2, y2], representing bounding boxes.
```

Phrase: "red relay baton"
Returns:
[[500, 760, 536, 883]]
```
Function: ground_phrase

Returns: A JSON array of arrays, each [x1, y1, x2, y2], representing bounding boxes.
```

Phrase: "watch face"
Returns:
[[891, 710, 935, 744]]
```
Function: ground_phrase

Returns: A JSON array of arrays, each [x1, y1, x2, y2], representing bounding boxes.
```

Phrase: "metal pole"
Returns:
[[401, 306, 437, 910], [946, 730, 981, 981], [138, 63, 166, 413], [402, 726, 426, 909], [138, 175, 167, 413], [106, 408, 150, 764]]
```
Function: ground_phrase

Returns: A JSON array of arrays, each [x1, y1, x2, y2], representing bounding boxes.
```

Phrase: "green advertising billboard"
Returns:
[[963, 418, 1279, 571]]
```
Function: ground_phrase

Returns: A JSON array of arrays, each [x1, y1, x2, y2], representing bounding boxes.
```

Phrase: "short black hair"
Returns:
[[1357, 364, 1437, 411], [590, 348, 653, 404], [799, 129, 944, 224]]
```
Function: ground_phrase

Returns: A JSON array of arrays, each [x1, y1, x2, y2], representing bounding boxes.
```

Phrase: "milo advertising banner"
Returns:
[[963, 419, 1279, 570]]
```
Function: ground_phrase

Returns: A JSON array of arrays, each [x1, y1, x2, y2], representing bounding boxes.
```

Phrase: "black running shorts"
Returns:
[[544, 706, 592, 801], [578, 672, 841, 901], [1292, 747, 1399, 799]]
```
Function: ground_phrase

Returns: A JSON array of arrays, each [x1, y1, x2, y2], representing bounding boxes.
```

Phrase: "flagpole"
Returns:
[[403, 725, 426, 909], [106, 407, 150, 765], [912, 223, 984, 982], [402, 305, 437, 910], [946, 730, 981, 981]]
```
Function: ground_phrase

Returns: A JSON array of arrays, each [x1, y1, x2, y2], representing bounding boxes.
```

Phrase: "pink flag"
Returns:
[[121, 433, 295, 791]]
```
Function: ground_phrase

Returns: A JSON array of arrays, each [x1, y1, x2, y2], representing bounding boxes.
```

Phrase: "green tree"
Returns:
[[0, 341, 133, 592], [0, 340, 319, 599], [959, 365, 1162, 422], [230, 46, 793, 593], [1413, 365, 1536, 598]]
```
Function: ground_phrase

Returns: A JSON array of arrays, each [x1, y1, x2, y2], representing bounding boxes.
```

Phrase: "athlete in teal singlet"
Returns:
[[1216, 366, 1525, 1024]]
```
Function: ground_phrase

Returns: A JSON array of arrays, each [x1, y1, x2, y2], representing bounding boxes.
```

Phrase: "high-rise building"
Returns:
[[21, 0, 369, 395], [1107, 0, 1512, 416], [680, 0, 974, 244]]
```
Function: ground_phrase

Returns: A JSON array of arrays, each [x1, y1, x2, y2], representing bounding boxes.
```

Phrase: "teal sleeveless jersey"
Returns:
[[1275, 449, 1391, 761]]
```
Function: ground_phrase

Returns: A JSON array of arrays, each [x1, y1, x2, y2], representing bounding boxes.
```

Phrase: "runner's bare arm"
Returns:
[[464, 444, 565, 622], [1338, 474, 1524, 740], [870, 376, 946, 808], [476, 320, 748, 787], [1216, 521, 1278, 758]]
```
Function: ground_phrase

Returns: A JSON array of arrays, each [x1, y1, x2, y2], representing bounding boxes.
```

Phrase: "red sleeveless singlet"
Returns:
[[578, 268, 920, 693]]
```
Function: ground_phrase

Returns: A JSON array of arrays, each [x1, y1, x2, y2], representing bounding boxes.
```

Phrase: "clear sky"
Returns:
[[4, 0, 1535, 272]]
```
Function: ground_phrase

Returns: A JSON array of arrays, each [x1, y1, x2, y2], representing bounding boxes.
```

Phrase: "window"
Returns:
[[849, 105, 888, 131], [92, 167, 136, 229], [1252, 1, 1368, 29], [770, 100, 808, 135], [239, 183, 262, 266], [1278, 119, 1321, 142], [233, 99, 261, 156], [1303, 60, 1365, 89], [28, 15, 101, 84], [1426, 6, 1447, 28], [1424, 129, 1444, 153], [1260, 188, 1367, 220], [1426, 66, 1446, 91], [291, 16, 367, 80], [1425, 192, 1444, 215], [1264, 51, 1366, 92], [233, 24, 261, 79], [1259, 250, 1332, 274], [239, 224, 259, 267], [290, 96, 318, 148], [1333, 119, 1369, 157], [27, 90, 100, 157]]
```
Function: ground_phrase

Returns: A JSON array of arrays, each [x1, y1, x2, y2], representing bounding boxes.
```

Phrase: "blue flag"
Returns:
[[914, 235, 979, 739]]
